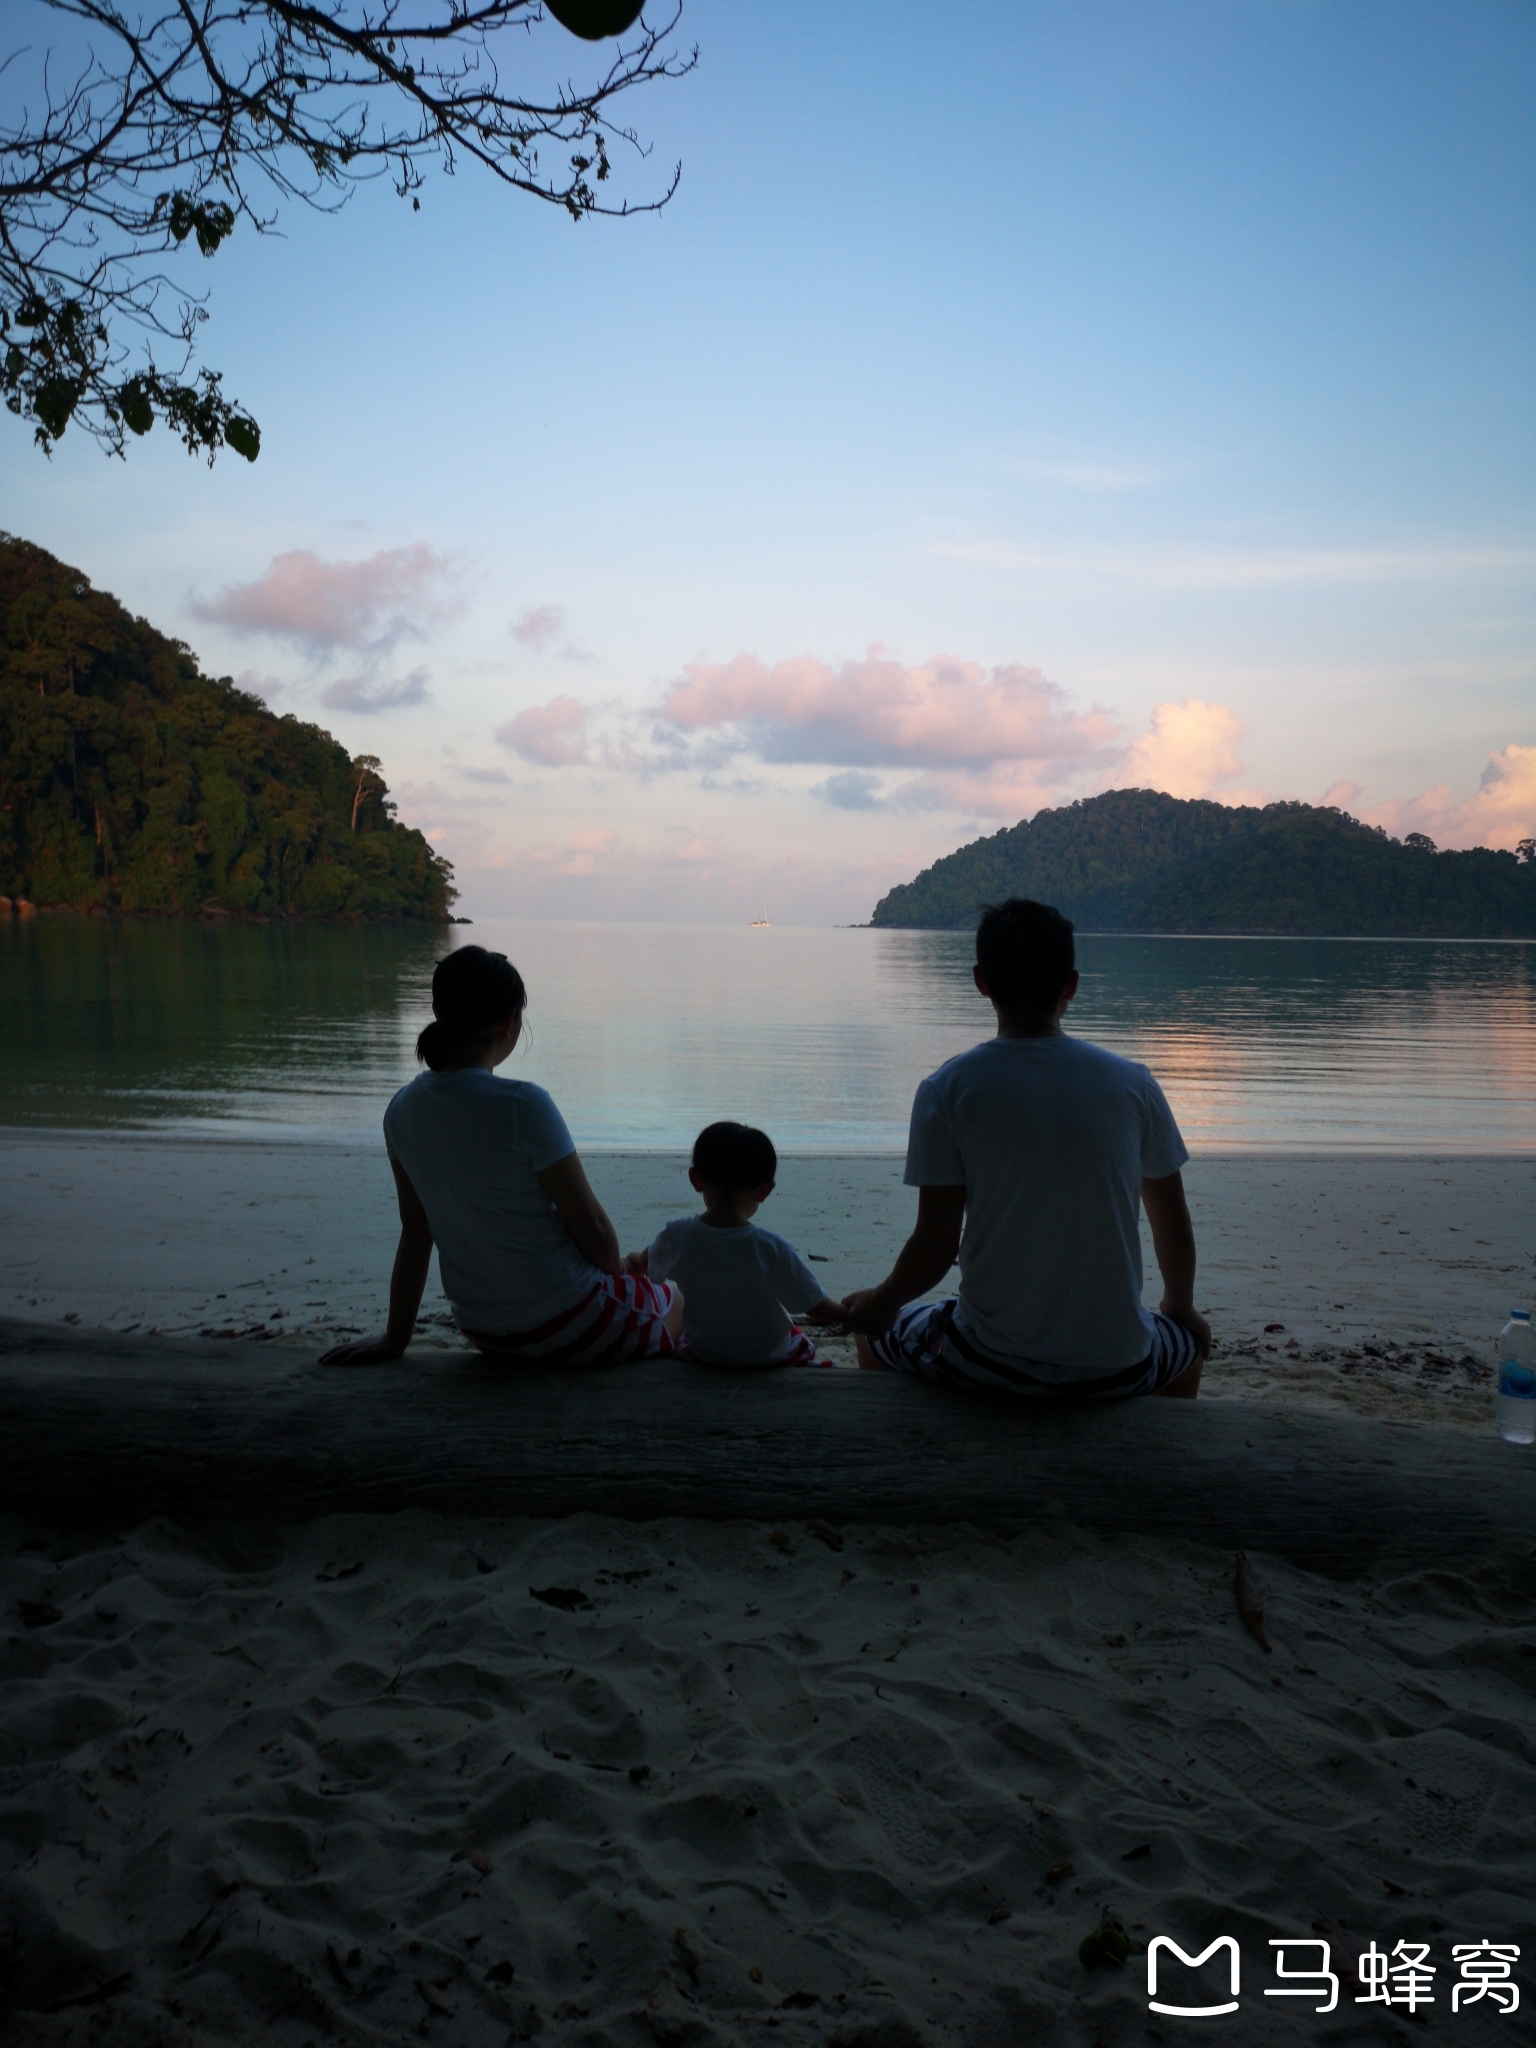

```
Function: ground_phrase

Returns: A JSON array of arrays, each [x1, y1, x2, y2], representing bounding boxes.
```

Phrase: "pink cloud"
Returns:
[[529, 827, 619, 876], [1360, 743, 1536, 852], [512, 604, 566, 651], [656, 650, 1119, 773], [496, 696, 591, 766], [191, 545, 459, 651], [1121, 699, 1248, 799]]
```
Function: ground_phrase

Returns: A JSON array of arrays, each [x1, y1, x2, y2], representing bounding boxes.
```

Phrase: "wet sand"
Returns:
[[3, 1134, 1530, 1430]]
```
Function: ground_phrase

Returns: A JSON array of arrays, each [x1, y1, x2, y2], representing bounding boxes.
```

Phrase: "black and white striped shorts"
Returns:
[[868, 1298, 1201, 1398]]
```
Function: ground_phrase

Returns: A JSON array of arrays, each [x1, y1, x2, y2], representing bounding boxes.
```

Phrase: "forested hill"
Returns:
[[0, 536, 455, 920], [870, 788, 1536, 936]]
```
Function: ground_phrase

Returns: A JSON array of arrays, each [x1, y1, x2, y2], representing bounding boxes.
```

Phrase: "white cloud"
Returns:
[[1122, 699, 1248, 800], [815, 769, 885, 810], [932, 538, 1536, 592], [320, 667, 430, 712], [1011, 458, 1169, 493], [1361, 743, 1536, 852]]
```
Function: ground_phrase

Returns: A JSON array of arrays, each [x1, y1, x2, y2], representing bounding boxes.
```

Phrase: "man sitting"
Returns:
[[841, 897, 1210, 1399]]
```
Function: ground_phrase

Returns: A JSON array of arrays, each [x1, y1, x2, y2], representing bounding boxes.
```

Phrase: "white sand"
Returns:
[[3, 1133, 1531, 1429], [4, 1136, 1534, 2039], [4, 1509, 1533, 2045]]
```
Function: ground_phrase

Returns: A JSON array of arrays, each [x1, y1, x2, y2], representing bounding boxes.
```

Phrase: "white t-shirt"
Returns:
[[383, 1069, 601, 1333], [904, 1034, 1188, 1377], [647, 1214, 826, 1365]]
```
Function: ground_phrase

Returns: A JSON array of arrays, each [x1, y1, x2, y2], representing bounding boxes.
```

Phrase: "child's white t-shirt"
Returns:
[[647, 1215, 826, 1365]]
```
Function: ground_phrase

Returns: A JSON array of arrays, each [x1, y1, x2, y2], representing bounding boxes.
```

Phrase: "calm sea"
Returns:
[[0, 916, 1532, 1154]]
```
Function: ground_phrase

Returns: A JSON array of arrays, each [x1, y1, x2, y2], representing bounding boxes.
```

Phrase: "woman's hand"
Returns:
[[319, 1332, 407, 1367], [624, 1247, 649, 1277], [320, 1162, 435, 1366]]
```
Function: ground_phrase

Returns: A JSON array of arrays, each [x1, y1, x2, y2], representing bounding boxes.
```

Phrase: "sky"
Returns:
[[5, 0, 1534, 922]]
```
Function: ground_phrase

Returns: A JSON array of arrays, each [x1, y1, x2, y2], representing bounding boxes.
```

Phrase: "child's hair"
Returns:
[[416, 945, 527, 1072], [692, 1120, 777, 1193], [975, 897, 1075, 1015]]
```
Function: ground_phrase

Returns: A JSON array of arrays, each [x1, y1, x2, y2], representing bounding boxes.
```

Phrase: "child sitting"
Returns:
[[627, 1121, 843, 1366]]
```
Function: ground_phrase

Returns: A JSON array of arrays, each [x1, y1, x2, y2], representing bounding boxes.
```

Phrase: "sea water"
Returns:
[[0, 917, 1532, 1155]]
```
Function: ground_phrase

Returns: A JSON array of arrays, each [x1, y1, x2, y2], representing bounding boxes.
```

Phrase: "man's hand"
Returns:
[[838, 1285, 898, 1336], [802, 1296, 850, 1331], [840, 1186, 965, 1336], [623, 1248, 649, 1277], [319, 1332, 407, 1367], [1160, 1297, 1212, 1360]]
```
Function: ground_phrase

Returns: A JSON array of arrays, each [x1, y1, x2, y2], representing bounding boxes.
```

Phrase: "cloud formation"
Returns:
[[1121, 699, 1247, 800], [191, 545, 459, 652], [934, 538, 1536, 592], [496, 696, 591, 766], [815, 769, 885, 810], [1361, 743, 1536, 853], [320, 667, 430, 713], [511, 604, 566, 652], [657, 651, 1118, 775], [529, 827, 619, 876]]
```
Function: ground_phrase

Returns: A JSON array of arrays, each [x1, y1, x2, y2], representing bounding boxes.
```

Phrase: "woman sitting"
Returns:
[[321, 945, 682, 1367]]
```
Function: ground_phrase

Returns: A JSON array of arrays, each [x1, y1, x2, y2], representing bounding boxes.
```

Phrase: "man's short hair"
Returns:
[[692, 1120, 777, 1192], [975, 898, 1076, 1015]]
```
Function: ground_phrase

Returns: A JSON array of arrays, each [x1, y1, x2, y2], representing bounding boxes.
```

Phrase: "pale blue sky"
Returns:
[[6, 0, 1533, 920]]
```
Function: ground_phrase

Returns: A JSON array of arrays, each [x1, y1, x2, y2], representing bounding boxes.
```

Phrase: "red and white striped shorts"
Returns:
[[679, 1323, 830, 1369], [463, 1272, 677, 1367]]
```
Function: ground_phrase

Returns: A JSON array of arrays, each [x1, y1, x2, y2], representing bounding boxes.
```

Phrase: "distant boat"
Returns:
[[749, 912, 771, 928]]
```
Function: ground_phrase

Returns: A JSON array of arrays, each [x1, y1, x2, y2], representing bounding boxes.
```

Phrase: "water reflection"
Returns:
[[0, 917, 1531, 1152]]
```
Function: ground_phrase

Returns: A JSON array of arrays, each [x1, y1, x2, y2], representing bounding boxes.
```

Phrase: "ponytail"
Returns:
[[417, 945, 527, 1071]]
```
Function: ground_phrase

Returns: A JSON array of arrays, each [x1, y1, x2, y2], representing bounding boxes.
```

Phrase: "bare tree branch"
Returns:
[[0, 0, 692, 461]]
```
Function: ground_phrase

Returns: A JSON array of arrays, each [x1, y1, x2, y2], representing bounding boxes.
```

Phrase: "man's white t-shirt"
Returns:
[[383, 1069, 600, 1333], [647, 1215, 826, 1365], [904, 1034, 1188, 1377]]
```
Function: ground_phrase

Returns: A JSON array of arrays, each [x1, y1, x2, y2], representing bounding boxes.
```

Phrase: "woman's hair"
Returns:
[[416, 946, 527, 1072], [975, 897, 1075, 1015], [691, 1120, 777, 1193]]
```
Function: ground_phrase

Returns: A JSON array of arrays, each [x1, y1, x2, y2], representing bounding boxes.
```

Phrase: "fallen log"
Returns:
[[2, 1317, 1530, 1572]]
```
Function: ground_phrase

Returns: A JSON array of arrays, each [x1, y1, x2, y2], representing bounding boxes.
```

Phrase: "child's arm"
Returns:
[[799, 1296, 847, 1329]]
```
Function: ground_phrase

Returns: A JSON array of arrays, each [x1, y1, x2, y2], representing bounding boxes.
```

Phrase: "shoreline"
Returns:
[[3, 1131, 1530, 1434]]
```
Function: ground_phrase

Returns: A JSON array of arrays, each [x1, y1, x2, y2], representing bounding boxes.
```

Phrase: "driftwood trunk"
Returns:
[[2, 1317, 1530, 1573]]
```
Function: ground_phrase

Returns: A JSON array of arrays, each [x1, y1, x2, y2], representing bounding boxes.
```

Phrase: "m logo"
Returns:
[[1147, 1935, 1241, 2017]]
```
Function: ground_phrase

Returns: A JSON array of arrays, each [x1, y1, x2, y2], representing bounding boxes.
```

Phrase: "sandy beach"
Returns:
[[5, 1507, 1534, 2046], [3, 1134, 1534, 2042], [3, 1133, 1531, 1429]]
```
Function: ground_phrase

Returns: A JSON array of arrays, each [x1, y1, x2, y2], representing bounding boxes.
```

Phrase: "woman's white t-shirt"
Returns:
[[383, 1069, 600, 1333]]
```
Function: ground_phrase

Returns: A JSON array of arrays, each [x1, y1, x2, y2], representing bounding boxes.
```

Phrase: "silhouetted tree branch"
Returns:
[[1, 1, 691, 462]]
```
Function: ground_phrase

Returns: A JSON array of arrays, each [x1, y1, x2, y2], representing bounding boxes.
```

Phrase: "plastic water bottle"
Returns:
[[1496, 1310, 1536, 1445]]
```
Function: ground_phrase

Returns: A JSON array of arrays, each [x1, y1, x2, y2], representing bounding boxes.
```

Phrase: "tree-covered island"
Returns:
[[871, 788, 1536, 937], [0, 536, 456, 920]]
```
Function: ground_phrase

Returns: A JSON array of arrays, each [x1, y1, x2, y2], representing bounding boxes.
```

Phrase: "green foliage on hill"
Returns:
[[871, 788, 1536, 936], [0, 535, 456, 920]]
